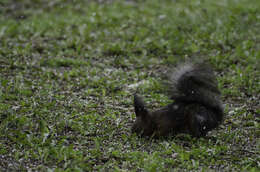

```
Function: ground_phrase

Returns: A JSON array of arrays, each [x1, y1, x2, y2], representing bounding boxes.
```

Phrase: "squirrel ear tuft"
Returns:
[[134, 94, 148, 118]]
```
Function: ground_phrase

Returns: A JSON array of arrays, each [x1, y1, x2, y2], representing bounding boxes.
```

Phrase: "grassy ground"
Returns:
[[0, 0, 259, 171]]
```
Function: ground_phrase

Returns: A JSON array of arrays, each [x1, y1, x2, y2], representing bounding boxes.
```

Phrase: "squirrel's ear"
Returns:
[[134, 94, 148, 118]]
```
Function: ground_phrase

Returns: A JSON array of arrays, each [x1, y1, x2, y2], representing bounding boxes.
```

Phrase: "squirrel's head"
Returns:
[[132, 94, 155, 137]]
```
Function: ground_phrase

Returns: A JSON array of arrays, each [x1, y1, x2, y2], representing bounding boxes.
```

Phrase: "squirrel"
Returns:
[[132, 63, 224, 137]]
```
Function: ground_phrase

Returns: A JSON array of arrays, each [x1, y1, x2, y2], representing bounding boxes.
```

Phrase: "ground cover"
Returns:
[[0, 0, 259, 171]]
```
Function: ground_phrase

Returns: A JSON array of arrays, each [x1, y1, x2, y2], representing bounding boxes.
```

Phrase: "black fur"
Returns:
[[132, 63, 224, 137]]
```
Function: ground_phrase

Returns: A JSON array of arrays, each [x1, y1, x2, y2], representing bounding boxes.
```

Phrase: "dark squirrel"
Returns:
[[132, 63, 224, 137]]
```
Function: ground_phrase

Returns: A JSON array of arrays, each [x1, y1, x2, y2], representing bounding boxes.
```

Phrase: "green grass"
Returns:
[[0, 0, 259, 171]]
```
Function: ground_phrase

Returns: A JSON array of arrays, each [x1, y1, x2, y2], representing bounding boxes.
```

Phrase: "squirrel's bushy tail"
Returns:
[[170, 63, 224, 122]]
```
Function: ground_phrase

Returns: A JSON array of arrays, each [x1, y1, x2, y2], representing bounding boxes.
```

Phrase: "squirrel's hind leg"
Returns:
[[188, 106, 219, 137]]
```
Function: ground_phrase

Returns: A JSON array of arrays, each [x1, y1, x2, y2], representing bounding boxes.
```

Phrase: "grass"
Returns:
[[0, 0, 259, 171]]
